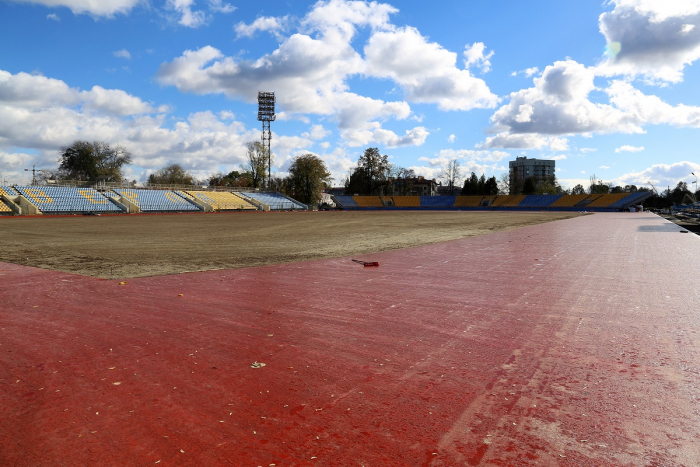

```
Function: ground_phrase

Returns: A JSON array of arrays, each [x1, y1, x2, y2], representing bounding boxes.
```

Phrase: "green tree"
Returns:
[[208, 170, 252, 187], [287, 154, 332, 205], [345, 147, 390, 195], [58, 140, 132, 182], [148, 163, 197, 185], [522, 177, 537, 195], [571, 184, 586, 195], [484, 176, 499, 195], [461, 172, 480, 195]]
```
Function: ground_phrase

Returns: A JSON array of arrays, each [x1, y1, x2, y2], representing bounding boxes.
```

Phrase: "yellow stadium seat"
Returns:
[[186, 191, 257, 210], [491, 195, 526, 207], [353, 196, 384, 207], [391, 196, 420, 207], [586, 193, 631, 207], [550, 194, 590, 207], [454, 196, 484, 207]]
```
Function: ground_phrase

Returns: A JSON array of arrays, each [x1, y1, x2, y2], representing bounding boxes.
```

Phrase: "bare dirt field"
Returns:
[[0, 210, 583, 278]]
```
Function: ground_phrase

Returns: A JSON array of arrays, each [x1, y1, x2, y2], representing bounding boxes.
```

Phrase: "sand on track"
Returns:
[[0, 210, 583, 278]]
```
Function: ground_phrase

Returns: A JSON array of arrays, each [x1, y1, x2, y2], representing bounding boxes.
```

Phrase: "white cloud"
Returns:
[[8, 0, 141, 17], [235, 16, 288, 38], [158, 1, 492, 148], [597, 0, 700, 83], [166, 0, 207, 28], [364, 26, 498, 110], [551, 155, 567, 160], [612, 160, 700, 187], [447, 134, 455, 143], [208, 0, 234, 13], [0, 69, 319, 182], [482, 59, 700, 149], [113, 49, 131, 60], [302, 124, 330, 140], [46, 13, 60, 20], [418, 149, 510, 167], [511, 67, 540, 77], [580, 147, 598, 153], [615, 145, 644, 153], [599, 165, 610, 169], [463, 42, 494, 73]]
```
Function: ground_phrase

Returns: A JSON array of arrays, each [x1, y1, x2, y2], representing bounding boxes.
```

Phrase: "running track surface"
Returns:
[[1, 212, 698, 466]]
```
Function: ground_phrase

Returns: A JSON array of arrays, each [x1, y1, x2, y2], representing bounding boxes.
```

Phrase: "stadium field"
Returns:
[[0, 211, 582, 278]]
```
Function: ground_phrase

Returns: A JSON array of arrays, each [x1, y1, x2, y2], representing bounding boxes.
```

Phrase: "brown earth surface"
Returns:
[[0, 210, 584, 278]]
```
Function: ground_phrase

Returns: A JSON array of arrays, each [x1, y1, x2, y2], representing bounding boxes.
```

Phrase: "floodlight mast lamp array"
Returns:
[[257, 92, 276, 189]]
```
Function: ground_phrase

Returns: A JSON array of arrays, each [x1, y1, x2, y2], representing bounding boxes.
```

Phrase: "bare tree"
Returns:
[[440, 159, 462, 195], [148, 163, 197, 186], [497, 172, 510, 195], [242, 142, 270, 189]]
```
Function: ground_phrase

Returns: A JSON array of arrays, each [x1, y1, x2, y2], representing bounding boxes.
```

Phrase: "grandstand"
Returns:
[[421, 196, 456, 208], [550, 194, 590, 207], [454, 196, 485, 207], [519, 195, 563, 208], [352, 196, 384, 208], [12, 186, 123, 214], [242, 192, 307, 210], [490, 195, 526, 207], [113, 189, 201, 213], [0, 186, 17, 214], [185, 191, 257, 211], [586, 193, 633, 208], [390, 196, 420, 207]]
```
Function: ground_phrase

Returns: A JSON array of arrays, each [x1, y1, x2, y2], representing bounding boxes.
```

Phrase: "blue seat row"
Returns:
[[13, 186, 122, 213], [519, 195, 563, 207], [113, 189, 201, 212], [420, 196, 455, 207], [243, 192, 307, 210], [332, 196, 358, 208]]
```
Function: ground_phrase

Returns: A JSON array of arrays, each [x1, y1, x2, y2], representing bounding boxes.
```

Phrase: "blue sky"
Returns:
[[1, 0, 699, 192]]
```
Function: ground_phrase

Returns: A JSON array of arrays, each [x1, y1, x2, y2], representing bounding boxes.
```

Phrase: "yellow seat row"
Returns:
[[186, 191, 257, 210], [391, 196, 420, 207], [490, 195, 525, 207], [353, 196, 384, 207], [586, 193, 630, 208], [550, 194, 590, 207], [454, 196, 484, 207]]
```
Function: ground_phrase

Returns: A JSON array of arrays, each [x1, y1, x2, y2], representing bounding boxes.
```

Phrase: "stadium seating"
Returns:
[[586, 193, 633, 208], [454, 196, 485, 207], [13, 186, 123, 214], [420, 196, 456, 208], [242, 192, 307, 210], [608, 192, 649, 208], [391, 196, 420, 207], [113, 189, 201, 212], [550, 194, 589, 207], [185, 191, 257, 210], [0, 186, 15, 213], [1, 186, 18, 198], [332, 195, 358, 208], [519, 195, 563, 208], [490, 195, 526, 207], [353, 196, 384, 207]]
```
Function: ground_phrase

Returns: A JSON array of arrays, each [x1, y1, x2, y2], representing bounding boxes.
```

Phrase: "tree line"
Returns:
[[51, 140, 331, 206]]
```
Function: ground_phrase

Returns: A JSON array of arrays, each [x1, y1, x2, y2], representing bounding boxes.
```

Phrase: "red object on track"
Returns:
[[1, 213, 699, 466], [352, 259, 379, 267]]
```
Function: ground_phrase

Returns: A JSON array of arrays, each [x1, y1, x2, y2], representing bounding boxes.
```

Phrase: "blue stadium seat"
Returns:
[[13, 186, 124, 214], [420, 196, 455, 208], [113, 189, 201, 212], [332, 196, 358, 208], [519, 195, 563, 208], [241, 192, 307, 210]]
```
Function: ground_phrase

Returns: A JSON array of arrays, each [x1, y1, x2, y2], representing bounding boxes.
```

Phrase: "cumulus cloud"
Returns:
[[364, 27, 498, 110], [166, 0, 207, 28], [302, 124, 331, 140], [113, 49, 131, 60], [612, 160, 700, 187], [511, 67, 539, 77], [447, 134, 455, 143], [482, 59, 700, 149], [235, 16, 288, 38], [463, 42, 494, 73], [597, 0, 700, 83], [0, 69, 318, 182], [615, 145, 644, 153], [46, 13, 60, 20], [158, 0, 497, 147], [8, 0, 141, 17]]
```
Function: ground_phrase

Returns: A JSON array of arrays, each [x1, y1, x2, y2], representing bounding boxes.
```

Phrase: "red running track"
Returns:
[[1, 212, 698, 466]]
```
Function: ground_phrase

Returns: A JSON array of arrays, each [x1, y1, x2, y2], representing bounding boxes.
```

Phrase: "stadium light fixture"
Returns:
[[257, 92, 276, 189]]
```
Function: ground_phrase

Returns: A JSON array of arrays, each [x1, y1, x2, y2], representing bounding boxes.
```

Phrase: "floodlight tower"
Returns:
[[257, 92, 276, 189]]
